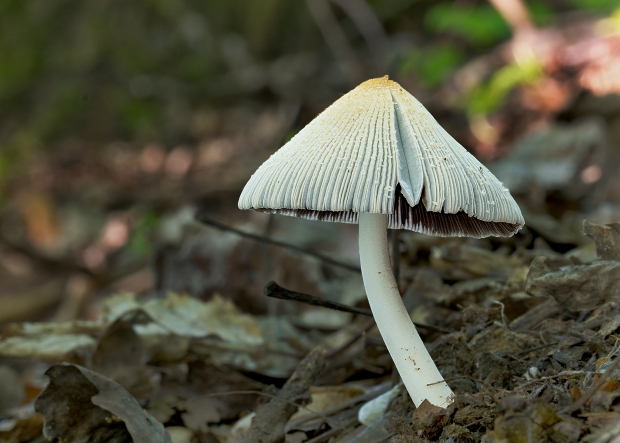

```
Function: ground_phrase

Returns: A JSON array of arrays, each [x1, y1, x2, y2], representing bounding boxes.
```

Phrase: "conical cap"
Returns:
[[239, 77, 524, 238]]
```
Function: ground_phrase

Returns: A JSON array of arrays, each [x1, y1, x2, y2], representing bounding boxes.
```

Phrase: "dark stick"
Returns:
[[230, 346, 328, 443], [264, 281, 449, 334], [265, 281, 372, 316], [195, 212, 361, 273]]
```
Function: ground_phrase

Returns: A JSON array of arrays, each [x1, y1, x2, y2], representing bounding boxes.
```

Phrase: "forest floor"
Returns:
[[2, 15, 620, 441]]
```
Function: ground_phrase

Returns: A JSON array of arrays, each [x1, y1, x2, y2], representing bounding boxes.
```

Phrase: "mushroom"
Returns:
[[238, 76, 524, 408]]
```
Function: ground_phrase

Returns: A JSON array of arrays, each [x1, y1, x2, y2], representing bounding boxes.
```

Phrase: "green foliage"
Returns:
[[399, 44, 464, 88], [569, 0, 620, 14], [424, 1, 556, 47], [129, 211, 161, 257], [117, 97, 161, 140], [529, 1, 556, 26], [466, 59, 543, 116], [0, 0, 607, 182], [0, 0, 314, 150], [425, 4, 511, 47], [402, 1, 554, 89]]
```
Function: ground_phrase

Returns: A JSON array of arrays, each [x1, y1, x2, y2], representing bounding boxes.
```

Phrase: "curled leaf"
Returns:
[[35, 364, 171, 443], [526, 256, 620, 310], [583, 220, 620, 261]]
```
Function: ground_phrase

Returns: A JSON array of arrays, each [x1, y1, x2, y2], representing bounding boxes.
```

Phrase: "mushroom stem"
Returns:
[[358, 212, 454, 408]]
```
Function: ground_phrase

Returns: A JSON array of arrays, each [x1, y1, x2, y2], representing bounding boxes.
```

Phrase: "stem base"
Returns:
[[359, 212, 454, 408]]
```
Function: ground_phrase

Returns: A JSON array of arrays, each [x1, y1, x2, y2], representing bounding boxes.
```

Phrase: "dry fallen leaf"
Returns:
[[410, 399, 449, 440], [180, 395, 222, 432], [490, 401, 565, 443], [165, 426, 193, 443], [0, 365, 25, 414], [526, 256, 620, 310], [0, 321, 100, 362], [35, 364, 171, 443], [491, 119, 608, 200], [290, 385, 364, 422], [0, 333, 96, 362], [431, 242, 522, 278], [469, 325, 539, 355], [584, 220, 620, 261], [92, 320, 155, 398], [0, 413, 44, 443], [103, 292, 263, 345]]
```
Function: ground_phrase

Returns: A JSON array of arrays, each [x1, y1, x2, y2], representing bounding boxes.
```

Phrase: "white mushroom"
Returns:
[[239, 76, 524, 408]]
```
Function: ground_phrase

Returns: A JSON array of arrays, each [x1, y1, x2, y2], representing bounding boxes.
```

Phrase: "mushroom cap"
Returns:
[[239, 76, 524, 238]]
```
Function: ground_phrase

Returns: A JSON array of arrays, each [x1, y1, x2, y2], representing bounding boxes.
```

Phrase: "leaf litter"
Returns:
[[0, 215, 619, 443], [2, 100, 620, 442], [3, 4, 620, 442]]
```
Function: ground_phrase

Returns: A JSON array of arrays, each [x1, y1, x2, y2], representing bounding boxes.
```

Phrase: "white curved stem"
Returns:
[[359, 212, 454, 408]]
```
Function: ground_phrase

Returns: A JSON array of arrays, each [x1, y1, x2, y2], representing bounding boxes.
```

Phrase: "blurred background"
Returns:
[[1, 0, 620, 323]]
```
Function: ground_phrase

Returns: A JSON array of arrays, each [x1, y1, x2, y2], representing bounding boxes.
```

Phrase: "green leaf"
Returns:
[[529, 1, 556, 26], [466, 59, 543, 116], [129, 211, 161, 257], [399, 44, 464, 88], [569, 0, 620, 14], [425, 4, 511, 47]]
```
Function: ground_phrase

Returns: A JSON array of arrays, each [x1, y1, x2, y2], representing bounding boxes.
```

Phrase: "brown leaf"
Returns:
[[289, 385, 364, 422], [0, 413, 44, 442], [0, 365, 24, 413], [92, 320, 154, 398], [411, 399, 448, 440], [525, 256, 620, 310], [180, 395, 222, 432], [491, 119, 608, 200], [186, 361, 263, 421], [20, 191, 60, 252], [491, 402, 562, 443], [412, 399, 445, 422], [583, 221, 620, 261], [35, 364, 171, 443], [469, 325, 539, 355], [431, 243, 522, 278], [586, 412, 620, 443], [231, 346, 327, 443]]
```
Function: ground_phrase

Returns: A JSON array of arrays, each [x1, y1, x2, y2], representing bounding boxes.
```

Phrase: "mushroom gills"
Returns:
[[256, 185, 521, 238]]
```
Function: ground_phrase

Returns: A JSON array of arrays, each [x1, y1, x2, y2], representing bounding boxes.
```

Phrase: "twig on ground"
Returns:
[[286, 382, 391, 429], [199, 390, 348, 433], [230, 346, 329, 443], [516, 370, 587, 390], [265, 281, 371, 316], [195, 213, 361, 273], [265, 281, 449, 334], [562, 356, 620, 414]]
